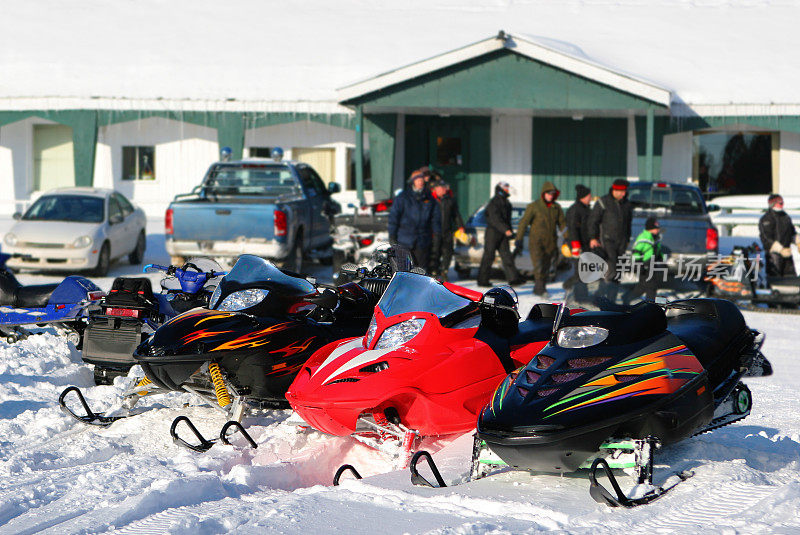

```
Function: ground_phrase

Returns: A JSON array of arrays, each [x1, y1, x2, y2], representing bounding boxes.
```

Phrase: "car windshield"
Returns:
[[378, 272, 472, 318], [628, 186, 706, 215], [467, 206, 525, 227], [224, 254, 315, 296], [23, 195, 104, 223], [203, 164, 301, 196]]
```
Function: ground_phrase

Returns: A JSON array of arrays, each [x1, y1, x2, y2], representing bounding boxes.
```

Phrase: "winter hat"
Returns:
[[575, 184, 591, 199], [495, 181, 511, 197], [611, 179, 629, 191], [645, 216, 660, 230], [768, 193, 783, 207]]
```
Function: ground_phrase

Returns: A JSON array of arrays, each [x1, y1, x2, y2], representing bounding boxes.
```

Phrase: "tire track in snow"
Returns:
[[635, 480, 777, 531]]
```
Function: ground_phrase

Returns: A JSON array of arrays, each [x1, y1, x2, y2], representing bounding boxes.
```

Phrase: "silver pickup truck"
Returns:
[[165, 159, 340, 270]]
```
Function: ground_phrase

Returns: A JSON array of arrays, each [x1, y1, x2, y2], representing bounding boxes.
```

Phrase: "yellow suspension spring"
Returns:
[[136, 376, 152, 396], [208, 362, 231, 407]]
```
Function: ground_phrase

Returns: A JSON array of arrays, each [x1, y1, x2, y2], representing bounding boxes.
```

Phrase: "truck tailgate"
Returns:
[[171, 202, 276, 242]]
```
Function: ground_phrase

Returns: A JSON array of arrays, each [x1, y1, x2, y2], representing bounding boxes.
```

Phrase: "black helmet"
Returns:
[[480, 286, 519, 337]]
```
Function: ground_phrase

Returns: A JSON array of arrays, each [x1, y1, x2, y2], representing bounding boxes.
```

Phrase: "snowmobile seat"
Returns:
[[666, 298, 748, 384], [0, 269, 59, 308], [105, 277, 156, 309]]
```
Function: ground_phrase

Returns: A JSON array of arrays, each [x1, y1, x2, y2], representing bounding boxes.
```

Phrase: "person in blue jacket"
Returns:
[[389, 169, 442, 269]]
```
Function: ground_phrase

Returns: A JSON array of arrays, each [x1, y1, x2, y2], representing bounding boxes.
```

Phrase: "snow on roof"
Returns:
[[1, 0, 798, 110]]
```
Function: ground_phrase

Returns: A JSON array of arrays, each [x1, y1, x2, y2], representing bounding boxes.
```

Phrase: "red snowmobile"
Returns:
[[286, 271, 577, 461]]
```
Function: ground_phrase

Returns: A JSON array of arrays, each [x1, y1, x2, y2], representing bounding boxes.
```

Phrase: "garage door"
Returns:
[[293, 147, 336, 183], [34, 124, 75, 191]]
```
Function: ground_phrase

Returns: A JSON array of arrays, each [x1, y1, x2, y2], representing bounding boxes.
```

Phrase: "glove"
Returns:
[[454, 227, 469, 245], [781, 247, 793, 258], [570, 240, 581, 257], [561, 243, 572, 258], [770, 241, 783, 255]]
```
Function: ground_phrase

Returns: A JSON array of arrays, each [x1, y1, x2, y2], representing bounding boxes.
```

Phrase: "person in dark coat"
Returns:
[[759, 193, 799, 277], [388, 170, 442, 269], [588, 179, 633, 300], [515, 181, 566, 296], [563, 184, 592, 301], [430, 180, 464, 280], [477, 181, 524, 287]]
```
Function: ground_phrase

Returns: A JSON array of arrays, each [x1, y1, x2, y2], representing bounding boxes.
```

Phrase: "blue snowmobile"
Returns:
[[82, 258, 225, 384], [0, 252, 104, 345]]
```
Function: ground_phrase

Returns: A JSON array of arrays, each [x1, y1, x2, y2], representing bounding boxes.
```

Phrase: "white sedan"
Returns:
[[3, 188, 147, 276]]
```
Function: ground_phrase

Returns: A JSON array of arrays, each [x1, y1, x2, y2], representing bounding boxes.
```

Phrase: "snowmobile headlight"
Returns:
[[364, 316, 377, 348], [4, 233, 17, 246], [375, 318, 425, 350], [71, 235, 92, 249], [557, 326, 609, 348], [216, 288, 269, 311], [209, 284, 222, 309]]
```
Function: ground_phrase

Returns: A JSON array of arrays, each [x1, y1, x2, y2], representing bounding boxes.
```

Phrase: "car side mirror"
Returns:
[[12, 212, 21, 220], [110, 214, 123, 225], [327, 182, 341, 194]]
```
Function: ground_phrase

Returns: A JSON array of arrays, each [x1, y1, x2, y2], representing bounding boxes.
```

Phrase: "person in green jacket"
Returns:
[[623, 216, 664, 304], [515, 181, 566, 296]]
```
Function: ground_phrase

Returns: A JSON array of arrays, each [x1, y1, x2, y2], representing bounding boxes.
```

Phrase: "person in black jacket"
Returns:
[[430, 180, 464, 280], [759, 194, 799, 277], [388, 170, 442, 269], [588, 179, 633, 300], [563, 184, 592, 301], [477, 182, 524, 287]]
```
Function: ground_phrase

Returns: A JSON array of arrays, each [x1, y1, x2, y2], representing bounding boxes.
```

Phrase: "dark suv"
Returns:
[[627, 182, 718, 273]]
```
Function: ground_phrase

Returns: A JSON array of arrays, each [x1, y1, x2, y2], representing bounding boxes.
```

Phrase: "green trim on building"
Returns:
[[532, 117, 628, 196], [364, 114, 397, 200], [634, 115, 669, 182], [344, 49, 666, 111]]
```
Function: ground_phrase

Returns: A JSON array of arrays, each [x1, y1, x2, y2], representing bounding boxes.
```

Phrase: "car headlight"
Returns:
[[374, 318, 425, 350], [72, 235, 92, 249], [364, 316, 377, 348], [209, 285, 222, 309], [216, 288, 269, 311], [556, 326, 609, 348], [4, 233, 17, 246]]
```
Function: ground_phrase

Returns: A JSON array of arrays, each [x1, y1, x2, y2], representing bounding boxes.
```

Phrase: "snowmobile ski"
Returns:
[[170, 415, 258, 453], [333, 465, 363, 486], [589, 457, 694, 507], [409, 450, 447, 488], [58, 386, 128, 427]]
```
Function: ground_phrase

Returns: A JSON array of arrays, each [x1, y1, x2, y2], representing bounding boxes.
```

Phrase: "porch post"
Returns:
[[355, 105, 365, 204], [645, 108, 655, 181]]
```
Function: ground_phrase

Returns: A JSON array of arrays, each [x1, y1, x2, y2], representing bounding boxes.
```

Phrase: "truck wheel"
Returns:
[[93, 242, 110, 277], [129, 232, 146, 264], [282, 233, 303, 272]]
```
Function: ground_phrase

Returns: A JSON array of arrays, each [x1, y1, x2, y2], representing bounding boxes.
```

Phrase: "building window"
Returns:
[[436, 137, 463, 166], [248, 147, 273, 158], [693, 132, 775, 195], [122, 146, 155, 181]]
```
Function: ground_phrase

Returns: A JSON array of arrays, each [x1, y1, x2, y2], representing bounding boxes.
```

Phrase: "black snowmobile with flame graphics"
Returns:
[[59, 252, 403, 449]]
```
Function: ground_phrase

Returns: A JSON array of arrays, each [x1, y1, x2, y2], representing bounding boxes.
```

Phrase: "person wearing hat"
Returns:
[[623, 216, 664, 304], [588, 178, 633, 300], [477, 181, 524, 287], [429, 180, 464, 280], [388, 169, 442, 268], [759, 193, 799, 277], [563, 184, 593, 302], [515, 181, 566, 296]]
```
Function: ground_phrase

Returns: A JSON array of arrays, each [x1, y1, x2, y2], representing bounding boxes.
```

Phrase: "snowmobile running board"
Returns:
[[170, 416, 257, 453], [333, 465, 363, 486], [589, 458, 694, 507], [58, 386, 127, 427], [409, 451, 447, 488]]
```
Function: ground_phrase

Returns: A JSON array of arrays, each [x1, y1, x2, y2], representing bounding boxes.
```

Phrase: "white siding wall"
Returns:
[[491, 115, 532, 202], [94, 117, 219, 217], [779, 131, 800, 196], [245, 120, 359, 206], [0, 117, 65, 214], [661, 131, 693, 183]]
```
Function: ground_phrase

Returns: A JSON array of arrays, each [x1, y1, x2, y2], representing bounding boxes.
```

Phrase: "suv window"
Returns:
[[628, 185, 706, 215]]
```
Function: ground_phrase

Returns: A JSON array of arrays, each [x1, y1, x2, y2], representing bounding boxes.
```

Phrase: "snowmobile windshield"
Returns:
[[224, 254, 315, 296], [378, 272, 471, 319]]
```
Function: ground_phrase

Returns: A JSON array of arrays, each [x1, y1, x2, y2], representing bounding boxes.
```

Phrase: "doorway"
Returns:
[[33, 124, 75, 191]]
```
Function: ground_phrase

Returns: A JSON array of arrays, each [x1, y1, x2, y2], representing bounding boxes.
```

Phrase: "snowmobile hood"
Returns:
[[478, 331, 705, 437], [134, 307, 304, 360]]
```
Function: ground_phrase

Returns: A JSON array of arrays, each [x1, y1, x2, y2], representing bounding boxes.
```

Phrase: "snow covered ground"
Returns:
[[0, 222, 798, 533]]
